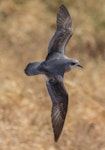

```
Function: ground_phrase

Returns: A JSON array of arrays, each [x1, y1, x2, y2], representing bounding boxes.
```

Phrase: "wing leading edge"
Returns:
[[47, 5, 73, 56]]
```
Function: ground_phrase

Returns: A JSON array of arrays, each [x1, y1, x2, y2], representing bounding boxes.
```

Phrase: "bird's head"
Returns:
[[66, 58, 83, 72], [70, 59, 83, 68]]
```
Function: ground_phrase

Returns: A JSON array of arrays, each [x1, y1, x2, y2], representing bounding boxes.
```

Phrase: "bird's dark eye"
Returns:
[[71, 62, 75, 65]]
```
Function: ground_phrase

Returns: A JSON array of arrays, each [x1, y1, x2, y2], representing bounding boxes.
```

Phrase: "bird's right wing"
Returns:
[[46, 76, 68, 142], [46, 5, 73, 60]]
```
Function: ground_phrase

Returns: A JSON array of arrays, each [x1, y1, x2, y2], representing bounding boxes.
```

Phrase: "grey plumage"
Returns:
[[24, 5, 83, 142]]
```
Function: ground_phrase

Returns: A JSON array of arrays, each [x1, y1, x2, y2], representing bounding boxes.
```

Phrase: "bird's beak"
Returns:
[[77, 64, 83, 68]]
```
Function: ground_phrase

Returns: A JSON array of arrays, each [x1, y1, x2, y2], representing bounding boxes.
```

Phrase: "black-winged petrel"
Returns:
[[24, 5, 83, 142]]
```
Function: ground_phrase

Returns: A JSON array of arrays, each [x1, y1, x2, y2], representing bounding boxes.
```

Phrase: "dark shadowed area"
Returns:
[[0, 0, 105, 150]]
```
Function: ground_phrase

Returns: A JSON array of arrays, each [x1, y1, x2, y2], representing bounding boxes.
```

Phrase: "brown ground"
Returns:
[[0, 0, 105, 150]]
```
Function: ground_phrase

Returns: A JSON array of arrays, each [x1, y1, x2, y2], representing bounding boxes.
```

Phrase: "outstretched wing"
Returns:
[[48, 5, 73, 56], [46, 76, 68, 142]]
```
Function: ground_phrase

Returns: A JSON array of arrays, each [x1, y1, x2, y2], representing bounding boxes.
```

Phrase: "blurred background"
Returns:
[[0, 0, 105, 150]]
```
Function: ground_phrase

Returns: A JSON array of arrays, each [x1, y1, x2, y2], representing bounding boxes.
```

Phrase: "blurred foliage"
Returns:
[[14, 0, 30, 5], [43, 0, 71, 11]]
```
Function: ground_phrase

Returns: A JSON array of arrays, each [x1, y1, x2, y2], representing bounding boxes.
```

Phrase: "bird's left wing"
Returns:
[[46, 76, 68, 142], [47, 5, 73, 58]]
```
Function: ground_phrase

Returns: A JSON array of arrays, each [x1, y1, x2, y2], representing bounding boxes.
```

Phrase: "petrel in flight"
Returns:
[[24, 5, 82, 142]]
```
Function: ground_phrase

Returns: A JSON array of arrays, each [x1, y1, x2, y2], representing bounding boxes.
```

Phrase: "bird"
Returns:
[[24, 4, 83, 142]]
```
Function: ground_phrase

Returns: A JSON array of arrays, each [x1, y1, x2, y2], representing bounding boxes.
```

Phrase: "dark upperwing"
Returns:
[[46, 76, 68, 142], [46, 5, 73, 60]]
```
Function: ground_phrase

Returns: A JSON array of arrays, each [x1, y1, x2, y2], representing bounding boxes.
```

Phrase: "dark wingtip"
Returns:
[[57, 3, 72, 32], [54, 135, 59, 142], [60, 4, 66, 8], [59, 4, 68, 14], [59, 4, 69, 14]]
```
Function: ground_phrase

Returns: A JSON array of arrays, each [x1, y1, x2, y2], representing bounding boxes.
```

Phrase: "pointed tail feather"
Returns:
[[24, 62, 43, 76]]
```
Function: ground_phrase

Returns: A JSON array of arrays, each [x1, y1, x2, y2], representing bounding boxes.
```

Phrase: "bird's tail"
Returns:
[[24, 62, 43, 76]]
